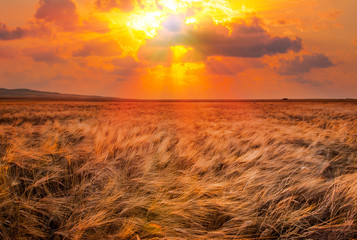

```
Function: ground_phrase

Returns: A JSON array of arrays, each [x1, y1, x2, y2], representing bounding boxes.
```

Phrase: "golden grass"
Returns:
[[0, 101, 356, 239]]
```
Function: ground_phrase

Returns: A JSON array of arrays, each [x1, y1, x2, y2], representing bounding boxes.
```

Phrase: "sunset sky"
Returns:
[[0, 0, 356, 99]]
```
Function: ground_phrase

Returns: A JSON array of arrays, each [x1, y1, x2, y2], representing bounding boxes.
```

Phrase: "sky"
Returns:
[[0, 0, 356, 99]]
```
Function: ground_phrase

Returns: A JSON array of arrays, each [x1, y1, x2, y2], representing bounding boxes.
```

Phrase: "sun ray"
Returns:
[[104, 0, 253, 42], [100, 0, 256, 93]]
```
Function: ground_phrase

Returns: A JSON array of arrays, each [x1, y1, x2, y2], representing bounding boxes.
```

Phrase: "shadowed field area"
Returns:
[[0, 101, 357, 239]]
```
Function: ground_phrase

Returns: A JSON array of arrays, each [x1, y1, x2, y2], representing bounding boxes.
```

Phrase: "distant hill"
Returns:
[[1, 88, 356, 102], [0, 88, 122, 101]]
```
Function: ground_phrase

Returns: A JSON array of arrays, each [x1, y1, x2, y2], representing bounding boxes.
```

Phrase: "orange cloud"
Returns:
[[35, 0, 79, 30], [95, 0, 136, 12], [24, 47, 65, 65], [73, 39, 122, 57]]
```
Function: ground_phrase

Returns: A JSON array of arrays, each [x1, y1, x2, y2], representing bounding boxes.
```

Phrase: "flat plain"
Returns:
[[0, 101, 357, 239]]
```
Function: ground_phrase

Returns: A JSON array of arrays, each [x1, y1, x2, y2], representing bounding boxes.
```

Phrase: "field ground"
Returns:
[[0, 101, 357, 239]]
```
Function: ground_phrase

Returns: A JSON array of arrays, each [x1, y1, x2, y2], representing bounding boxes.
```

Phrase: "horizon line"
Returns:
[[1, 97, 357, 103], [0, 88, 356, 102]]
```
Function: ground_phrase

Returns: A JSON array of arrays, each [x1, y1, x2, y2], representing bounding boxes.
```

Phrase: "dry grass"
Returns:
[[0, 101, 357, 240]]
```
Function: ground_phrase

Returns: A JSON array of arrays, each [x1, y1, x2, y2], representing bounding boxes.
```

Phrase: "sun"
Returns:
[[123, 0, 244, 39], [125, 0, 191, 39], [127, 11, 166, 38], [102, 0, 252, 56]]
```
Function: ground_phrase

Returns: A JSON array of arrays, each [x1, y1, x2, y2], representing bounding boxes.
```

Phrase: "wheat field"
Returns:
[[0, 101, 357, 239]]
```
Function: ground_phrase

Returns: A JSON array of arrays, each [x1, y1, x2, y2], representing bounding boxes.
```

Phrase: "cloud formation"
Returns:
[[24, 48, 65, 65], [111, 56, 142, 81], [95, 0, 135, 12], [1, 0, 355, 99], [73, 39, 122, 57], [277, 53, 335, 75], [143, 17, 302, 59], [0, 23, 27, 40], [35, 0, 79, 30], [287, 76, 325, 86]]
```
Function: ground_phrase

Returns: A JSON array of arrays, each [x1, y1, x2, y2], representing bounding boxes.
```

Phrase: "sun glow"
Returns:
[[159, 0, 180, 11], [171, 46, 190, 61], [122, 0, 249, 40], [126, 11, 165, 38], [185, 17, 197, 24], [102, 0, 255, 94], [102, 0, 254, 54]]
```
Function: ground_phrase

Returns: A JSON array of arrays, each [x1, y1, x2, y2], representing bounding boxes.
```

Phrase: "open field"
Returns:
[[0, 101, 357, 239]]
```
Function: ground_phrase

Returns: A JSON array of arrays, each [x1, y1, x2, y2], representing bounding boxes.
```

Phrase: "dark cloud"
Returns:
[[73, 39, 122, 57], [0, 23, 27, 40], [277, 53, 335, 75], [142, 17, 302, 59], [23, 48, 65, 65], [35, 0, 79, 30], [288, 76, 323, 86], [95, 0, 135, 12], [111, 56, 141, 81]]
